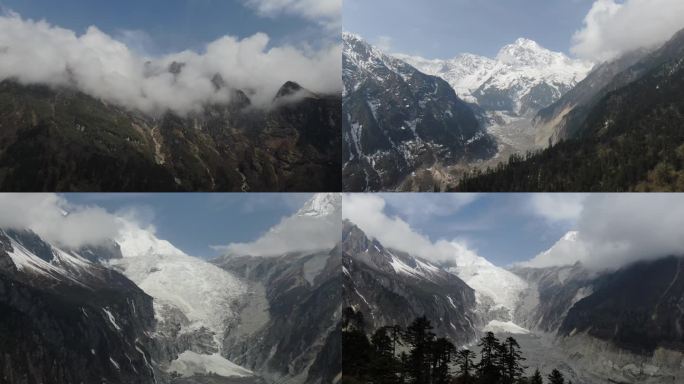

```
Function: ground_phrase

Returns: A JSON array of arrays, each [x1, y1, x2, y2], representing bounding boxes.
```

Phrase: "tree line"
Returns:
[[342, 308, 570, 384]]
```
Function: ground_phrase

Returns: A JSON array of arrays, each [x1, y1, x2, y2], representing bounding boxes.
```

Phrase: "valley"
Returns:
[[344, 25, 684, 192], [341, 194, 684, 383]]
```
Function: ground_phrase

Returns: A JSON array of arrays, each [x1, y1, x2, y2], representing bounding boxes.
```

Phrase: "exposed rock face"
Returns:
[[214, 248, 341, 384], [512, 263, 594, 333], [342, 33, 496, 191], [559, 256, 684, 355], [0, 229, 158, 384], [342, 221, 480, 345], [513, 255, 684, 383], [0, 80, 341, 192]]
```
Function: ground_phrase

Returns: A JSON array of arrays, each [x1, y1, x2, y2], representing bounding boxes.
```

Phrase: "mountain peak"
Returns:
[[276, 81, 302, 97], [496, 38, 551, 64], [513, 37, 541, 48], [296, 193, 341, 218], [273, 81, 317, 102]]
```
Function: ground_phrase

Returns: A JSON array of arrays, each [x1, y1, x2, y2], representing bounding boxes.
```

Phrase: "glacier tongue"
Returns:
[[445, 245, 528, 325], [112, 222, 247, 351], [168, 351, 254, 378]]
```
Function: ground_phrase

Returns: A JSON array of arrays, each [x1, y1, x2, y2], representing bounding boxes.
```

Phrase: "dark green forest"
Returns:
[[342, 308, 570, 384]]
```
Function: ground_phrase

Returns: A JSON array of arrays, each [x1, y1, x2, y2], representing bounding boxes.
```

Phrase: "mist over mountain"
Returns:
[[0, 12, 341, 114], [342, 194, 684, 383], [0, 194, 342, 384]]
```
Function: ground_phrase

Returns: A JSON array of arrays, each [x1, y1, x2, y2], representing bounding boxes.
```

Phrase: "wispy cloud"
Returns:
[[243, 0, 341, 30], [213, 194, 341, 257]]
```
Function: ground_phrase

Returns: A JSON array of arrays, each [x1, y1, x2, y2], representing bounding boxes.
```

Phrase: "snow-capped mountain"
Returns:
[[444, 245, 528, 322], [0, 228, 158, 384], [342, 32, 497, 191], [296, 193, 340, 218], [398, 38, 593, 116], [342, 221, 480, 345], [211, 193, 343, 384], [106, 220, 251, 380], [508, 227, 684, 383], [113, 222, 247, 346]]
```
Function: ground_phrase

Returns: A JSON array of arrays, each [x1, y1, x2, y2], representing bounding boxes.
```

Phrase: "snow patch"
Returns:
[[484, 320, 530, 335], [102, 308, 121, 331], [168, 351, 253, 378]]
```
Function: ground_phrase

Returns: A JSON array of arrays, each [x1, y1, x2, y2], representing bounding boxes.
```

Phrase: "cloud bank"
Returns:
[[0, 194, 121, 249], [0, 12, 341, 115], [523, 194, 684, 271], [215, 194, 342, 257], [571, 0, 684, 62]]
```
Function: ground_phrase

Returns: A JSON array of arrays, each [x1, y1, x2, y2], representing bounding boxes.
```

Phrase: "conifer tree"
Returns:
[[370, 326, 400, 384], [454, 349, 476, 384], [476, 332, 501, 383], [431, 337, 455, 384], [404, 316, 436, 384], [502, 336, 526, 383], [548, 369, 565, 384], [529, 369, 543, 384]]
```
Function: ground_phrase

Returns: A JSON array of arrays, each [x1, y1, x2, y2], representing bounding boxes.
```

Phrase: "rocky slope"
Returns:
[[214, 248, 341, 384], [511, 248, 684, 382], [211, 193, 342, 384], [0, 78, 341, 192], [342, 33, 496, 192], [533, 49, 650, 146], [342, 221, 480, 346], [0, 229, 158, 384]]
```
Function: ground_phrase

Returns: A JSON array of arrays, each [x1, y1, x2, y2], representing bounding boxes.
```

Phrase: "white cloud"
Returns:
[[244, 0, 341, 29], [342, 194, 480, 266], [571, 0, 684, 61], [342, 194, 528, 310], [523, 194, 684, 270], [0, 12, 341, 114], [0, 194, 121, 249], [215, 194, 341, 257], [528, 194, 588, 223]]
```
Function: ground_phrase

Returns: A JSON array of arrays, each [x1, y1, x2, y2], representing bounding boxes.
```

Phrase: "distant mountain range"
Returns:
[[0, 77, 342, 192], [397, 38, 592, 116]]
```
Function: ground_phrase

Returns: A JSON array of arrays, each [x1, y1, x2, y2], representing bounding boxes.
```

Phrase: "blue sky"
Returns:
[[64, 193, 312, 258], [344, 0, 596, 58], [1, 0, 333, 55], [380, 194, 577, 266]]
